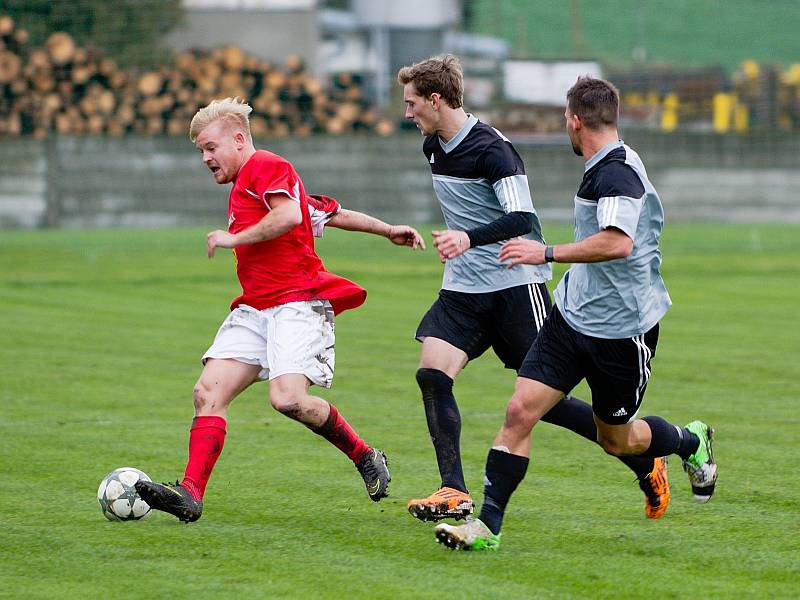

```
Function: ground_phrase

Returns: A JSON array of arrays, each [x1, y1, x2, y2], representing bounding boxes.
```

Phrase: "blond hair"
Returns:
[[189, 97, 253, 142], [397, 54, 464, 109]]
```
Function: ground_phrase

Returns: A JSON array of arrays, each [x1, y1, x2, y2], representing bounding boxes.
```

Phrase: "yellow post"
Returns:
[[661, 93, 679, 132], [712, 93, 733, 133], [734, 102, 749, 133]]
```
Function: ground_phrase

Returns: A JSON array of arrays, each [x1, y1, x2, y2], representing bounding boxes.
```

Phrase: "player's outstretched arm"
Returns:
[[327, 208, 426, 250], [207, 195, 301, 258], [431, 229, 469, 262], [433, 211, 534, 262], [499, 227, 632, 267]]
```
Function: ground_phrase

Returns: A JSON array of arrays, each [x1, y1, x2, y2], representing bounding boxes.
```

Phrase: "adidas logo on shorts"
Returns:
[[612, 407, 628, 417]]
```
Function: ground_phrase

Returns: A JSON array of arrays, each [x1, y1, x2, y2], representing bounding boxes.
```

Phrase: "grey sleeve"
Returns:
[[492, 175, 535, 213]]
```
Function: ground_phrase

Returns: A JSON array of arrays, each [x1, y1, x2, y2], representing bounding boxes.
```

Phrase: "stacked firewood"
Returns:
[[0, 16, 396, 138]]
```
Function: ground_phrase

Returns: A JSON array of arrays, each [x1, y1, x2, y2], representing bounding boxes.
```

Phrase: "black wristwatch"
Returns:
[[544, 246, 555, 263]]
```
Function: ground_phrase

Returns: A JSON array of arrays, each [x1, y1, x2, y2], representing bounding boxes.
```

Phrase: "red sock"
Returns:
[[313, 404, 370, 462], [181, 415, 227, 501]]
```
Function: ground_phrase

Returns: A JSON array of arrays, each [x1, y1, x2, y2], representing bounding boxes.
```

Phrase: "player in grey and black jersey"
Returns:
[[435, 76, 717, 552], [398, 55, 672, 524]]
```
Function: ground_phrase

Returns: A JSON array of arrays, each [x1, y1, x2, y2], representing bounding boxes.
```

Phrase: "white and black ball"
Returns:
[[97, 467, 151, 521]]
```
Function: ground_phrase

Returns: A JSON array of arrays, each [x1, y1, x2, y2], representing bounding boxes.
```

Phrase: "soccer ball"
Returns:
[[97, 467, 152, 521]]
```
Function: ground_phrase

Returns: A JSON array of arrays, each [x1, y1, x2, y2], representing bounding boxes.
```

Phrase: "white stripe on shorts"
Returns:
[[527, 283, 547, 331], [632, 334, 652, 403]]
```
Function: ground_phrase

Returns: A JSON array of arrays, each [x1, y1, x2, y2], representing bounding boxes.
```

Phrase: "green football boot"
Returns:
[[682, 421, 717, 503], [434, 518, 501, 551]]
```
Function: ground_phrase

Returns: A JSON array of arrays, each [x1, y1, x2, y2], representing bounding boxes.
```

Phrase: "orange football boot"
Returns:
[[407, 486, 474, 521], [638, 456, 670, 519]]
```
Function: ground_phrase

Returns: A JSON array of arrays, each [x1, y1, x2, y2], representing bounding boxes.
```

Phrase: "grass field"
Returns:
[[1, 223, 798, 599], [469, 0, 799, 72]]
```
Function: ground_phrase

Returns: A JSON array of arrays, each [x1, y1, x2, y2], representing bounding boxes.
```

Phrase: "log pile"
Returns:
[[0, 16, 396, 138]]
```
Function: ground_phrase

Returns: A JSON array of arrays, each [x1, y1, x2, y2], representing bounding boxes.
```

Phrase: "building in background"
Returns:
[[168, 0, 320, 73], [169, 0, 466, 101], [320, 0, 508, 109], [321, 0, 460, 105], [170, 0, 510, 108]]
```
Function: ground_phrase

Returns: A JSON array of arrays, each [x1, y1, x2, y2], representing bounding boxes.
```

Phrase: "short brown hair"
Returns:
[[397, 54, 464, 109], [566, 77, 619, 129]]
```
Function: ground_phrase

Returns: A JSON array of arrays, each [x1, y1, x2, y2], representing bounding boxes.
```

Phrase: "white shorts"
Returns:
[[202, 301, 336, 388]]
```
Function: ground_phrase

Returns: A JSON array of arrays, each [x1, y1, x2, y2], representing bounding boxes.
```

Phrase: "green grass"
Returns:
[[1, 224, 798, 599], [469, 0, 800, 72]]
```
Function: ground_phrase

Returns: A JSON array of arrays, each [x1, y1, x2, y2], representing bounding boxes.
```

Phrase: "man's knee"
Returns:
[[597, 435, 625, 456], [504, 393, 540, 431], [416, 368, 453, 396], [269, 385, 306, 420], [193, 379, 227, 415], [596, 429, 633, 456]]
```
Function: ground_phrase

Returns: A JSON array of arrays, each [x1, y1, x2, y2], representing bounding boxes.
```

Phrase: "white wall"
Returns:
[[351, 0, 460, 28]]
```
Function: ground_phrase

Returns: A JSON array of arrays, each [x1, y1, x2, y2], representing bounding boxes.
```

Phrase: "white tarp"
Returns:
[[503, 60, 603, 106], [183, 0, 315, 9]]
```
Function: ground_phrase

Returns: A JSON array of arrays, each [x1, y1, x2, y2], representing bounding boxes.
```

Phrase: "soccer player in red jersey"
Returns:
[[136, 97, 425, 522]]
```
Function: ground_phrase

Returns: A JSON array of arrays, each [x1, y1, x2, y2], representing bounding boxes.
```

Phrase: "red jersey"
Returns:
[[226, 150, 366, 314]]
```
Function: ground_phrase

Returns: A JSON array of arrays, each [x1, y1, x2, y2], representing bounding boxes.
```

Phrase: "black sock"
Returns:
[[416, 368, 466, 492], [641, 416, 699, 459], [674, 424, 700, 459], [541, 395, 654, 479], [478, 448, 529, 535]]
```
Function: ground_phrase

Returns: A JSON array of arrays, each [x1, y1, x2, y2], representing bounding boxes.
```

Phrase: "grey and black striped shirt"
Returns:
[[423, 114, 551, 292], [554, 141, 672, 338]]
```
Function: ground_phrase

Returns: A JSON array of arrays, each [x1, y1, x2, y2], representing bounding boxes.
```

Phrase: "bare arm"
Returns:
[[327, 208, 426, 250], [206, 195, 302, 258], [499, 227, 633, 267]]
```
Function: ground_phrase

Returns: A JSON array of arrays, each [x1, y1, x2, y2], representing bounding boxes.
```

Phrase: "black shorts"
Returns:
[[519, 306, 659, 425], [416, 283, 551, 370]]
